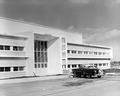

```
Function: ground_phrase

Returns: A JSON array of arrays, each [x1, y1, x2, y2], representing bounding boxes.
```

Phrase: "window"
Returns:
[[13, 46, 18, 51], [78, 51, 82, 54], [38, 52, 40, 62], [0, 45, 3, 50], [41, 42, 43, 51], [67, 50, 70, 53], [89, 51, 93, 54], [38, 64, 40, 68], [45, 64, 47, 68], [41, 64, 44, 68], [34, 40, 48, 66], [71, 50, 76, 54], [13, 46, 24, 51], [84, 51, 88, 54], [19, 67, 24, 71], [44, 42, 47, 51], [13, 67, 18, 71], [13, 66, 24, 71], [0, 67, 11, 72], [0, 67, 4, 72], [103, 63, 106, 66], [94, 52, 97, 55], [78, 64, 82, 67], [99, 64, 102, 66], [72, 64, 76, 68], [98, 52, 102, 55], [5, 46, 10, 50], [103, 52, 106, 55], [68, 65, 70, 68], [35, 64, 37, 68], [5, 67, 10, 71], [62, 65, 66, 68], [94, 64, 98, 67], [19, 47, 24, 51], [74, 65, 77, 67]]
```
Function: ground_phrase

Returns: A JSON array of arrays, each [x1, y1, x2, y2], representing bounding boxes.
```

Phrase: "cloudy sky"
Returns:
[[0, 0, 120, 60]]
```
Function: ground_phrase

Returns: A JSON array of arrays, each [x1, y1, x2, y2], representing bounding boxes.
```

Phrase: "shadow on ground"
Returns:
[[63, 79, 94, 87]]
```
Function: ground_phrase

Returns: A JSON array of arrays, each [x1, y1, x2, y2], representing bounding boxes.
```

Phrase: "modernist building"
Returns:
[[0, 17, 112, 79]]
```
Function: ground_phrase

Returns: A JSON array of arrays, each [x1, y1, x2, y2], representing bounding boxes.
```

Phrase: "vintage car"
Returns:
[[71, 66, 104, 78]]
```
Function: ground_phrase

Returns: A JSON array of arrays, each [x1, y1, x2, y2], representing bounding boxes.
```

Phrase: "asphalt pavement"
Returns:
[[0, 74, 120, 96]]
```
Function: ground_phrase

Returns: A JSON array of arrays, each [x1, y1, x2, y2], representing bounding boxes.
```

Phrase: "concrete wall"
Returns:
[[18, 31, 35, 76], [0, 59, 26, 79], [0, 18, 83, 44], [67, 44, 112, 59], [47, 37, 62, 74], [68, 60, 110, 69]]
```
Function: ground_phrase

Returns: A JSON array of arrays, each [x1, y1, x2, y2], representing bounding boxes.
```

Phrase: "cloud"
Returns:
[[0, 0, 5, 4], [84, 29, 120, 43], [112, 0, 120, 4], [107, 0, 120, 6], [68, 0, 90, 4]]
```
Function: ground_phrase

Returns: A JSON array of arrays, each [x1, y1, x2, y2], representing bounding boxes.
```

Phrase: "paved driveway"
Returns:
[[0, 75, 120, 96]]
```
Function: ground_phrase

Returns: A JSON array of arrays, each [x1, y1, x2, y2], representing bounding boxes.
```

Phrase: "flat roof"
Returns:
[[0, 33, 28, 39], [0, 16, 67, 33], [67, 43, 112, 49]]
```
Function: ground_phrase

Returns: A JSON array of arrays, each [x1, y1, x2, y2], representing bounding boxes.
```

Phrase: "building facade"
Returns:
[[0, 17, 113, 79], [66, 43, 112, 71]]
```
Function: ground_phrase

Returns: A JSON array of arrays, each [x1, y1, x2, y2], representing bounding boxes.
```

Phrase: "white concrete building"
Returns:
[[0, 17, 112, 79]]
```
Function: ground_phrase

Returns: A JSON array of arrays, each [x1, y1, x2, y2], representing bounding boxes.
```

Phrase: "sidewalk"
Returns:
[[0, 75, 68, 84], [105, 73, 120, 76]]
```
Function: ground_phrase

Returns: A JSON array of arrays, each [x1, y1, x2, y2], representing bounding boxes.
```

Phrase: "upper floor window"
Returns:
[[0, 45, 3, 50], [67, 50, 70, 53], [5, 46, 10, 50], [13, 46, 24, 51], [0, 67, 11, 72], [98, 52, 102, 55], [71, 50, 76, 54], [19, 47, 24, 51], [94, 52, 97, 55], [0, 45, 10, 50], [34, 40, 47, 51], [103, 52, 106, 55], [13, 46, 17, 51], [78, 51, 82, 54], [84, 51, 88, 54]]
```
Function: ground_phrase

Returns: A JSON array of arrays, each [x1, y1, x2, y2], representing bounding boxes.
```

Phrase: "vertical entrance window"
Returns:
[[34, 40, 48, 68]]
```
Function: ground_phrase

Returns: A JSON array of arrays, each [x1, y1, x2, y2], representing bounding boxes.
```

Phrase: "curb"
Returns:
[[0, 75, 68, 84]]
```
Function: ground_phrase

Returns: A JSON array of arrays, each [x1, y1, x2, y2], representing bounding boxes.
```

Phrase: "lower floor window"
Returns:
[[19, 67, 24, 71], [66, 63, 109, 69], [68, 65, 70, 68], [0, 67, 11, 72], [62, 65, 66, 69], [13, 66, 25, 71], [0, 67, 4, 72], [0, 66, 24, 72], [13, 67, 18, 71], [5, 67, 11, 71], [72, 65, 76, 68]]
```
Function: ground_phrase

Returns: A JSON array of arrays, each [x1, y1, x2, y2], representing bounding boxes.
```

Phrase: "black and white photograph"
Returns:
[[0, 0, 120, 96]]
